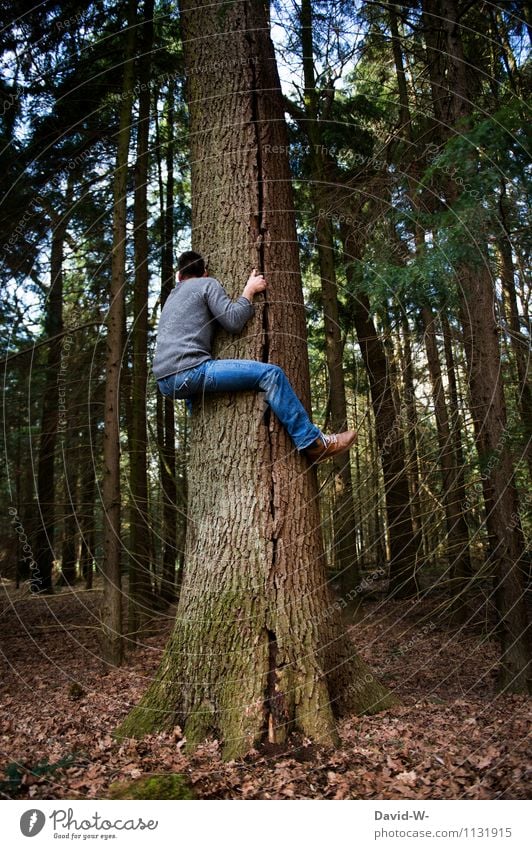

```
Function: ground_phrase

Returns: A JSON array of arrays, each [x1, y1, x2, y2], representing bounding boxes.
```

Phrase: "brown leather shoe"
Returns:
[[304, 430, 358, 464]]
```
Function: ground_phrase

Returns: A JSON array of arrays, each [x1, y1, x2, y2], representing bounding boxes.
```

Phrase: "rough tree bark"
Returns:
[[117, 0, 394, 760]]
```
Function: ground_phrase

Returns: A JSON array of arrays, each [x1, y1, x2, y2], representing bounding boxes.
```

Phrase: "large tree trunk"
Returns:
[[128, 0, 155, 636], [117, 0, 394, 760], [101, 0, 137, 665], [457, 261, 530, 691]]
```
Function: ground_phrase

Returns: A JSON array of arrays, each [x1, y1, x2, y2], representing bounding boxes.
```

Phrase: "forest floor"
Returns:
[[0, 578, 530, 800]]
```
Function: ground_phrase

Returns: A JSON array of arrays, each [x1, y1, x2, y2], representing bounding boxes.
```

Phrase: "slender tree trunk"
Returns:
[[101, 0, 137, 665], [155, 83, 179, 605], [298, 0, 359, 592], [129, 0, 155, 636], [440, 311, 471, 542], [316, 215, 360, 594], [351, 378, 364, 561], [59, 427, 80, 586], [497, 190, 532, 479], [117, 0, 394, 759], [388, 1, 411, 136], [341, 227, 419, 597], [398, 309, 425, 557], [33, 214, 67, 593], [422, 305, 472, 614], [367, 386, 387, 570], [380, 303, 403, 418], [14, 398, 22, 588], [79, 424, 97, 590], [386, 15, 429, 568]]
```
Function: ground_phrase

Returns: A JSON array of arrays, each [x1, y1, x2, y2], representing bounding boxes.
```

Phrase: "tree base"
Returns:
[[115, 632, 397, 761]]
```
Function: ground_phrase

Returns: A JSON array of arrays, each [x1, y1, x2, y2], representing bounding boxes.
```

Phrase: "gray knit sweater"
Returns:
[[152, 276, 255, 379]]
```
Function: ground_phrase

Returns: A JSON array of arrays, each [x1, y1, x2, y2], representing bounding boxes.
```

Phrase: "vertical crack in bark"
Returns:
[[247, 36, 268, 364], [266, 628, 277, 742], [246, 27, 276, 523], [245, 18, 281, 741], [265, 628, 288, 744]]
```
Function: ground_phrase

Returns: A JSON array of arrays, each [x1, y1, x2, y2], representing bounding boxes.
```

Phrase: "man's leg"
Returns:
[[202, 359, 322, 450], [158, 359, 357, 461]]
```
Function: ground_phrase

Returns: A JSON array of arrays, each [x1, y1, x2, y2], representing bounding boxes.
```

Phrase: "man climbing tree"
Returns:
[[117, 0, 394, 760], [152, 250, 357, 462]]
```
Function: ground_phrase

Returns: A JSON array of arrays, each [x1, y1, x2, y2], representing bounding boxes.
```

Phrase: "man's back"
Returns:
[[152, 276, 254, 380], [153, 255, 353, 461]]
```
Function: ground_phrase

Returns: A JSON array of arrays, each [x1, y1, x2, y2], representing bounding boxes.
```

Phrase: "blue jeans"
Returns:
[[157, 359, 322, 451]]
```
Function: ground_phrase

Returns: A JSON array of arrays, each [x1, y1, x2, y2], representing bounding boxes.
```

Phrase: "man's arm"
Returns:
[[205, 269, 267, 333]]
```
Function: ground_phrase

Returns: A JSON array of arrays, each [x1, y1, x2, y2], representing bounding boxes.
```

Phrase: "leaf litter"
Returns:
[[0, 586, 529, 799]]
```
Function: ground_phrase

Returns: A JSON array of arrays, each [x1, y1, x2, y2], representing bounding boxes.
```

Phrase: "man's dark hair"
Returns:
[[177, 250, 205, 279]]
